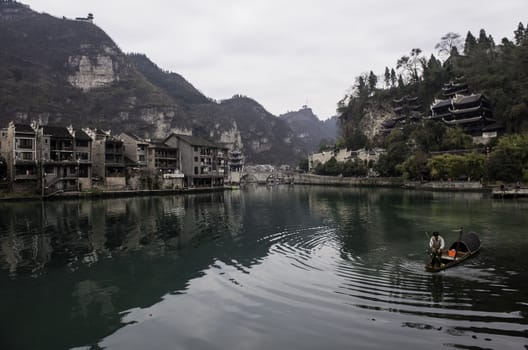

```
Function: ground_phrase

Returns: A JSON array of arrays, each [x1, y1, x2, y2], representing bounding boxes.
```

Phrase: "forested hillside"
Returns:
[[334, 23, 528, 182]]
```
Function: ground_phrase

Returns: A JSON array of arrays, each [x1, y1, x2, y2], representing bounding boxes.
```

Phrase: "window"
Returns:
[[17, 139, 33, 149], [194, 166, 198, 175]]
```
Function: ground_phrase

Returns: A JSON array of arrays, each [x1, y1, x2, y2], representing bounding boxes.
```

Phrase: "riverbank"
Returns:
[[0, 186, 226, 202], [0, 175, 514, 202], [293, 174, 489, 192]]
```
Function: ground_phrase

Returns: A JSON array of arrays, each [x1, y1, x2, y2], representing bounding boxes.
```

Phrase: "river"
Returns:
[[0, 186, 527, 350]]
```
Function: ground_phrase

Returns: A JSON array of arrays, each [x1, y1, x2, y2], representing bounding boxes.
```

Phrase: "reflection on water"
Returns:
[[1, 186, 528, 350]]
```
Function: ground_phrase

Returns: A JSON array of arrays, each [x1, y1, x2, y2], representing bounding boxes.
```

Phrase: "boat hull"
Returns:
[[425, 231, 481, 272]]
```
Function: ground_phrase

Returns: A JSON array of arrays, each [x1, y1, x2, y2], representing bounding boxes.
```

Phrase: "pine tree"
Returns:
[[390, 68, 397, 87], [368, 71, 378, 92], [384, 67, 391, 89], [464, 31, 477, 54], [514, 22, 526, 45]]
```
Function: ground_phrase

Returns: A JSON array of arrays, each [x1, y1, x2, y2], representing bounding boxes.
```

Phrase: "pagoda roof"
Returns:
[[442, 82, 468, 91], [442, 116, 484, 125], [452, 93, 486, 106], [450, 105, 491, 115], [431, 99, 452, 109]]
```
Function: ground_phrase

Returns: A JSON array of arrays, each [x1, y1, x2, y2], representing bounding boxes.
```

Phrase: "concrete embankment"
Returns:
[[293, 174, 403, 187], [0, 187, 226, 202], [294, 174, 488, 192]]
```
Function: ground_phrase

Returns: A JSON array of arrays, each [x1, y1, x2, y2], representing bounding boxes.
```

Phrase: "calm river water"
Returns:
[[1, 186, 527, 350]]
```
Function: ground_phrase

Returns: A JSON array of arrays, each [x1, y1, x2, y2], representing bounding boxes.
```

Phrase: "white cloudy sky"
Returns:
[[24, 0, 528, 119]]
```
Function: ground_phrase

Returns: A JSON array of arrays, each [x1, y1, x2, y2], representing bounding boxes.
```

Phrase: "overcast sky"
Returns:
[[24, 0, 528, 120]]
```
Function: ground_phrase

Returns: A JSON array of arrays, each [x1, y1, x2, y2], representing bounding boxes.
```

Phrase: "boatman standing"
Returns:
[[429, 231, 445, 265]]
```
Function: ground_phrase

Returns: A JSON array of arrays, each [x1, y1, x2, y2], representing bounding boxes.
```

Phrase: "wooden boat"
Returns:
[[425, 231, 481, 272]]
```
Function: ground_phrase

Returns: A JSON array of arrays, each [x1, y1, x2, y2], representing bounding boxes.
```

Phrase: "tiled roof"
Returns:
[[14, 124, 35, 133], [431, 99, 452, 109], [42, 125, 73, 138], [168, 134, 226, 148], [74, 129, 92, 141], [453, 94, 483, 106], [149, 141, 175, 150]]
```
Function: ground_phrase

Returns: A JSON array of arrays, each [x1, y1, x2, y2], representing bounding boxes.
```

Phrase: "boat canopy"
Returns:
[[449, 232, 481, 253]]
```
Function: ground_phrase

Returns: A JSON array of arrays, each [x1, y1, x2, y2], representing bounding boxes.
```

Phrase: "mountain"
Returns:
[[127, 54, 305, 164], [0, 1, 307, 164], [279, 106, 338, 153], [0, 1, 193, 138]]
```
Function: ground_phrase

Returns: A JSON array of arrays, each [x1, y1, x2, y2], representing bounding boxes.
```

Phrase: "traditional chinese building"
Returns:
[[382, 95, 422, 134], [228, 142, 244, 184], [427, 93, 499, 142]]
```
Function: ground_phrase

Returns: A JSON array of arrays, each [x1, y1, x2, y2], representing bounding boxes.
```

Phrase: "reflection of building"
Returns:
[[164, 134, 228, 188]]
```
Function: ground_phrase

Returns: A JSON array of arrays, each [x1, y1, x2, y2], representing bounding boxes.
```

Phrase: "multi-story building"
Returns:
[[164, 134, 228, 188], [147, 140, 184, 188], [119, 132, 149, 168], [72, 128, 93, 191], [3, 123, 38, 192], [85, 129, 126, 189], [38, 125, 78, 193], [0, 126, 8, 181]]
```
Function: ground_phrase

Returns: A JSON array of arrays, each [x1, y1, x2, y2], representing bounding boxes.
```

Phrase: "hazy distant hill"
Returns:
[[279, 107, 338, 153], [0, 1, 308, 164]]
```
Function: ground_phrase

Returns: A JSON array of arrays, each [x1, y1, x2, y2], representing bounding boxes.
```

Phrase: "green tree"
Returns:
[[368, 70, 378, 92], [396, 48, 425, 84], [298, 158, 309, 172], [390, 68, 397, 87], [441, 128, 473, 150], [487, 133, 528, 182], [464, 31, 477, 55], [384, 67, 391, 88], [435, 32, 462, 60], [397, 151, 428, 180]]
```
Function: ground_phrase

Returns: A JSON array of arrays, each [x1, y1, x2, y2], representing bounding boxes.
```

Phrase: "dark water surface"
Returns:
[[1, 186, 527, 350]]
